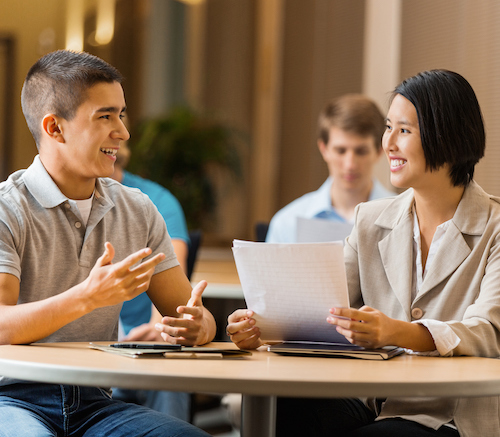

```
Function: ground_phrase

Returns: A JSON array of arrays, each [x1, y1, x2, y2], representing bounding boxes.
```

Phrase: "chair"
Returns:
[[254, 222, 269, 242], [187, 229, 202, 280]]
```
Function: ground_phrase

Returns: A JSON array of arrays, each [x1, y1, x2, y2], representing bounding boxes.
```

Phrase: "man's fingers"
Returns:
[[156, 317, 191, 333], [119, 248, 153, 270], [155, 318, 198, 345], [128, 254, 165, 280], [96, 242, 115, 267], [177, 281, 208, 317], [116, 250, 165, 276], [177, 305, 204, 318], [186, 280, 207, 307]]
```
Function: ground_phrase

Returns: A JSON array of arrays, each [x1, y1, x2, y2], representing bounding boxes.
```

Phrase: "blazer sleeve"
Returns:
[[446, 229, 500, 357]]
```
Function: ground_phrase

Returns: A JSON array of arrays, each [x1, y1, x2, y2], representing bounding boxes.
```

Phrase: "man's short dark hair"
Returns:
[[317, 94, 385, 151], [21, 50, 123, 148], [393, 69, 485, 187]]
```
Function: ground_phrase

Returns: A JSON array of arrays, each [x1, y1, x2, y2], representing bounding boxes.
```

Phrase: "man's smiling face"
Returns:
[[56, 81, 129, 184]]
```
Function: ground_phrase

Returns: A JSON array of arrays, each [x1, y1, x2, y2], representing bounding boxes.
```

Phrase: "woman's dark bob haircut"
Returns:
[[393, 69, 485, 187]]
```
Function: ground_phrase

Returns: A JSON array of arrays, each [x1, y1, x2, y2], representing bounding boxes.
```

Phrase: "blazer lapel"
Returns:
[[417, 181, 489, 299], [416, 222, 470, 298], [373, 181, 492, 317], [376, 190, 415, 319]]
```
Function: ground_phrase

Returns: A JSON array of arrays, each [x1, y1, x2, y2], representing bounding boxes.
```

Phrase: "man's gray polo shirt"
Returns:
[[0, 155, 178, 345]]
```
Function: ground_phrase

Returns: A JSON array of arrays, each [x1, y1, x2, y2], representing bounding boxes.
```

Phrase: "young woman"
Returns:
[[227, 70, 500, 436]]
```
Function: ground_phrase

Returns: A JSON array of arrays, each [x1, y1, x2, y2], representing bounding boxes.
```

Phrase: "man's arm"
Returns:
[[172, 239, 188, 274], [147, 267, 216, 345], [0, 243, 164, 345], [0, 272, 94, 345]]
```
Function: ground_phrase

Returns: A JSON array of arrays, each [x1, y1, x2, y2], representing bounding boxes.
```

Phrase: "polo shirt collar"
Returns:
[[23, 155, 109, 208]]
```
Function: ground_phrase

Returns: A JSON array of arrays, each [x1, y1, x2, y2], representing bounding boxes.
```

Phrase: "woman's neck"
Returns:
[[414, 183, 464, 227], [414, 181, 464, 271]]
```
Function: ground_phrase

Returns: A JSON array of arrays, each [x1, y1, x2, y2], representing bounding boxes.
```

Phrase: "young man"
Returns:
[[0, 50, 214, 436], [265, 94, 394, 243]]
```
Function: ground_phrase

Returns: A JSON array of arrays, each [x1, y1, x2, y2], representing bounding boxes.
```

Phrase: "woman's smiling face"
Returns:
[[382, 94, 427, 190]]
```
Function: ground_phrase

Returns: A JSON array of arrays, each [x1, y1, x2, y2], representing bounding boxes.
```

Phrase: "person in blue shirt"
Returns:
[[111, 143, 192, 422], [266, 94, 394, 243]]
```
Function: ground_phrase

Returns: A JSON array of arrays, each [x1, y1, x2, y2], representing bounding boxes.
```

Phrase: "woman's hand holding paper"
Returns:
[[327, 306, 435, 351]]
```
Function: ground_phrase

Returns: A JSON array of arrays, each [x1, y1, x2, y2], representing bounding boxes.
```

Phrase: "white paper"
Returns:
[[232, 240, 350, 344], [296, 217, 353, 244]]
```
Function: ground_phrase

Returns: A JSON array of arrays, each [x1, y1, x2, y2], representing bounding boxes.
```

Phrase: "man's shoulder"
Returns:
[[275, 188, 324, 218], [0, 169, 32, 207], [0, 167, 28, 189]]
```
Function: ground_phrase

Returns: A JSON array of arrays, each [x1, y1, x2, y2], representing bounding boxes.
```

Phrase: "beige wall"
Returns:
[[0, 0, 145, 175], [197, 0, 370, 242], [4, 0, 500, 245], [0, 0, 407, 244], [0, 0, 67, 173], [400, 0, 500, 197], [278, 0, 366, 209], [201, 0, 256, 241]]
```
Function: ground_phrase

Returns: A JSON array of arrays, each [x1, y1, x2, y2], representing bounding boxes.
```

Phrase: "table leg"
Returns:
[[241, 394, 276, 437]]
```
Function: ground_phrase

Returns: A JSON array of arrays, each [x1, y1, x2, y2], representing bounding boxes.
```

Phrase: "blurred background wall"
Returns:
[[1, 0, 500, 246]]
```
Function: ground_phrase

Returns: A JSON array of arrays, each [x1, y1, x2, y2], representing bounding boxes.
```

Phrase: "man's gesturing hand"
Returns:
[[155, 280, 208, 345], [83, 242, 165, 311]]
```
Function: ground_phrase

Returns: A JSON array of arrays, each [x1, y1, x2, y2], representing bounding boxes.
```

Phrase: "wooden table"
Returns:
[[1, 342, 500, 436]]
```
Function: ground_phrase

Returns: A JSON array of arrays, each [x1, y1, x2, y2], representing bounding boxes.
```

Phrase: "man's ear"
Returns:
[[318, 139, 328, 159], [42, 114, 65, 143]]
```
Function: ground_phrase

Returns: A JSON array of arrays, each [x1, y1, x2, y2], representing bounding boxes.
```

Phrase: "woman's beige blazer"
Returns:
[[345, 181, 500, 437]]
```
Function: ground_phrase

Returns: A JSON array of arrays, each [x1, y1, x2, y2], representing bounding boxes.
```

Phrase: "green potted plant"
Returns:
[[127, 107, 242, 230]]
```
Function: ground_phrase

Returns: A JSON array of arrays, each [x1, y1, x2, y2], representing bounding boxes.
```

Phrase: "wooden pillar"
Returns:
[[249, 0, 285, 229], [363, 0, 402, 190]]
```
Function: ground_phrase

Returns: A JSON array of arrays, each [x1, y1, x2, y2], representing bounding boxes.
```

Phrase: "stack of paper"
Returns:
[[232, 240, 350, 344], [296, 217, 353, 243]]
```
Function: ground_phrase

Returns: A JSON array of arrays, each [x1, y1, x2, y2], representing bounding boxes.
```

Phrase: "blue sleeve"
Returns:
[[154, 192, 190, 243], [121, 171, 189, 243]]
